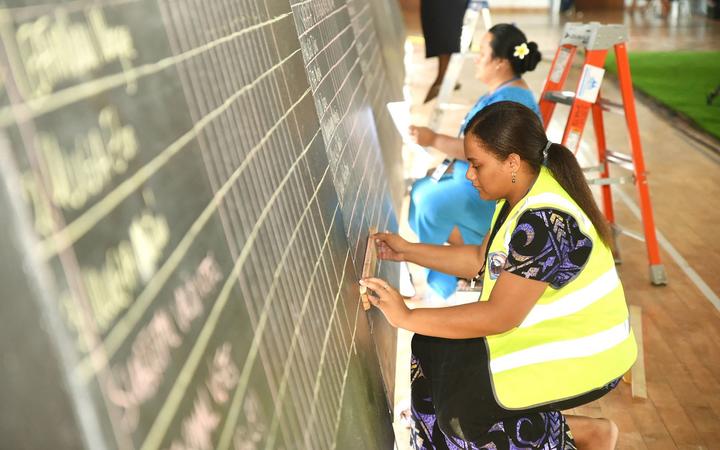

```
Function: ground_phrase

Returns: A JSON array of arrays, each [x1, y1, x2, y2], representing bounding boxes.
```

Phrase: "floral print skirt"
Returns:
[[409, 353, 577, 450]]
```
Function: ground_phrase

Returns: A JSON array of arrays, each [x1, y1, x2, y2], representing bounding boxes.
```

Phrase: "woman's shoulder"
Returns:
[[490, 85, 535, 101], [487, 86, 539, 111], [505, 207, 593, 288]]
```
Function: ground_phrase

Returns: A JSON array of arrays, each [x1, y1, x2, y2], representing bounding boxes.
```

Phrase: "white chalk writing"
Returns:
[[15, 7, 137, 98], [30, 106, 139, 212], [60, 208, 169, 345]]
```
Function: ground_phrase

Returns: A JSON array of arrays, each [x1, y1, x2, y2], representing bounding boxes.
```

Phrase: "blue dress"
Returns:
[[408, 86, 541, 298]]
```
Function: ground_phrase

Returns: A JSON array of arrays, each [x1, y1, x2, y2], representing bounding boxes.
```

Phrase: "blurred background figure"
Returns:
[[409, 24, 542, 299], [420, 0, 469, 102]]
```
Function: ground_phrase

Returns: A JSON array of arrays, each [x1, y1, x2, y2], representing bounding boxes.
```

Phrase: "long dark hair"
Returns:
[[488, 24, 542, 76], [466, 101, 612, 246]]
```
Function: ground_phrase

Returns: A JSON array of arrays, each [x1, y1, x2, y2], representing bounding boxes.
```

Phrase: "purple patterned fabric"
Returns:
[[408, 354, 577, 450], [504, 208, 593, 289]]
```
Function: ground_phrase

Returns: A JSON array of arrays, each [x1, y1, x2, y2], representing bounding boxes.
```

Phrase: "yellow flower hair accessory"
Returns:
[[513, 42, 530, 60]]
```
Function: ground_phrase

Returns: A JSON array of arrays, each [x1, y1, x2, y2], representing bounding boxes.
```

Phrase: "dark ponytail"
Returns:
[[488, 24, 542, 76], [544, 143, 612, 245], [466, 101, 613, 247]]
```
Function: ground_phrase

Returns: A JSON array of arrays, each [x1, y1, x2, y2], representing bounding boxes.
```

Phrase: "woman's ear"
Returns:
[[495, 57, 511, 71], [507, 153, 521, 172]]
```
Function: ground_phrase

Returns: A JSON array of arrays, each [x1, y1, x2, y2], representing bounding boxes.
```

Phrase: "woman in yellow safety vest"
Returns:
[[361, 101, 637, 450]]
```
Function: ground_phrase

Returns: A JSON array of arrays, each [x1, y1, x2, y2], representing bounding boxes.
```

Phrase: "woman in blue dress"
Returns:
[[409, 23, 543, 298]]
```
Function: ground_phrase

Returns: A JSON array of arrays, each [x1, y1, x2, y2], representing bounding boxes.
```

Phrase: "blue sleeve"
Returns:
[[503, 208, 593, 289], [486, 88, 541, 121], [460, 88, 541, 135], [459, 95, 490, 135]]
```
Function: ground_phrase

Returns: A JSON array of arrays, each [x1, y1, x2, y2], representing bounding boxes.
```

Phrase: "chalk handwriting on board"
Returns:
[[108, 308, 182, 433], [169, 342, 239, 450], [22, 105, 139, 239], [297, 1, 340, 32], [13, 7, 137, 98], [300, 34, 319, 64], [23, 106, 138, 236], [232, 390, 266, 450], [24, 106, 138, 218], [106, 254, 223, 433], [170, 390, 219, 450], [60, 208, 169, 344], [172, 255, 223, 334], [306, 63, 322, 91]]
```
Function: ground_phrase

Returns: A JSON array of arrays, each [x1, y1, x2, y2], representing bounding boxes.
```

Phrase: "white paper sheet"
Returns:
[[386, 101, 427, 154]]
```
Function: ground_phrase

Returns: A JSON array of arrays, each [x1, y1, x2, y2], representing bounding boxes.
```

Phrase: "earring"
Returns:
[[511, 171, 517, 184]]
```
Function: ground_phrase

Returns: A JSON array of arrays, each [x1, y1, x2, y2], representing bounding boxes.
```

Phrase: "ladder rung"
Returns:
[[543, 91, 625, 115], [543, 90, 576, 105], [586, 176, 635, 186], [582, 164, 604, 173], [606, 150, 635, 171]]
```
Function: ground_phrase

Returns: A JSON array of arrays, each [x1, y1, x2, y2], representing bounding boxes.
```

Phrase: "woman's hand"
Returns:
[[409, 125, 436, 147], [359, 278, 411, 329], [373, 232, 411, 262]]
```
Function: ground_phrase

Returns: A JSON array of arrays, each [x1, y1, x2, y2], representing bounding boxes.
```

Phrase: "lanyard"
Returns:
[[470, 202, 510, 288], [494, 75, 521, 91]]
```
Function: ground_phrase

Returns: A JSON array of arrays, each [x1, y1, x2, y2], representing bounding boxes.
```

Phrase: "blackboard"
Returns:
[[0, 0, 404, 448]]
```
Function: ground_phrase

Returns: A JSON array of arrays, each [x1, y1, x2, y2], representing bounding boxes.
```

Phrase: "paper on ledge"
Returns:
[[386, 101, 427, 154]]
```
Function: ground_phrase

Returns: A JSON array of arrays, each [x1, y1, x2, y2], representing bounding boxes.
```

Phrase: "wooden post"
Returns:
[[623, 304, 647, 399]]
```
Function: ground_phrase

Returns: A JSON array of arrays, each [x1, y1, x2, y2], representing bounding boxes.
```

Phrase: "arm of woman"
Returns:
[[409, 126, 466, 160], [375, 232, 488, 279], [367, 208, 591, 337], [361, 271, 547, 338]]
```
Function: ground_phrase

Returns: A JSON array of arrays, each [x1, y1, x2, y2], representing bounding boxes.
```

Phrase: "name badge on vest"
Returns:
[[488, 251, 507, 280]]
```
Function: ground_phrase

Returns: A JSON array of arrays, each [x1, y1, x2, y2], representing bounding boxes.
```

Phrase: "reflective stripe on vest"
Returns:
[[490, 319, 631, 374], [519, 267, 620, 328]]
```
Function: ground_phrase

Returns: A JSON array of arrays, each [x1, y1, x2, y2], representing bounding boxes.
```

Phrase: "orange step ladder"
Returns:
[[539, 22, 667, 286]]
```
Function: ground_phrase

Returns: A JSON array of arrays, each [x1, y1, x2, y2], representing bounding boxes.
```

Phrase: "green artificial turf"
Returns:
[[604, 51, 720, 140]]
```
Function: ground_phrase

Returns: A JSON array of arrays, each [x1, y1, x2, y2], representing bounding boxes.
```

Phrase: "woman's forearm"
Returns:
[[432, 133, 466, 160], [402, 302, 508, 338], [398, 273, 548, 338], [403, 242, 483, 279]]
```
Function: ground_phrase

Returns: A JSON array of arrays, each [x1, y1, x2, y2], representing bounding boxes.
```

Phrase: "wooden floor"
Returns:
[[393, 5, 720, 450]]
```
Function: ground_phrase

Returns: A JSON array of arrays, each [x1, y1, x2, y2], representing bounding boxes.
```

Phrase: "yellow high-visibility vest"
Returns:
[[480, 167, 637, 409]]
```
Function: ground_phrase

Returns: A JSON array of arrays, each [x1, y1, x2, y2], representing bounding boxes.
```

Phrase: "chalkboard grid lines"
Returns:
[[258, 74, 388, 450], [67, 17, 312, 379], [144, 1, 391, 449], [292, 0, 398, 445], [349, 0, 399, 149], [140, 1, 359, 449], [0, 0, 398, 448]]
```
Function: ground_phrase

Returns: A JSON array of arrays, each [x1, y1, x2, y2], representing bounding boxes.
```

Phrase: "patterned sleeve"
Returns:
[[504, 208, 593, 289]]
